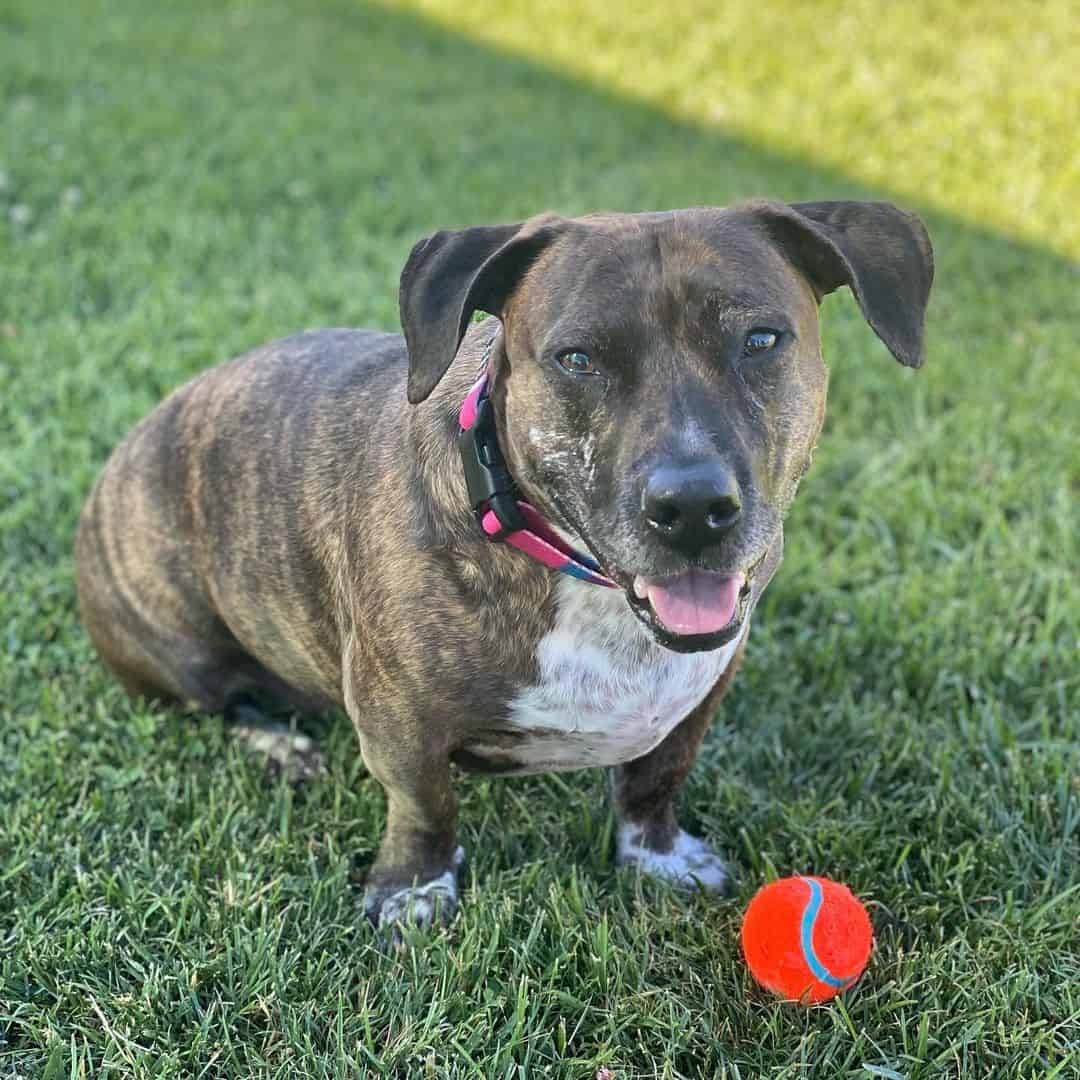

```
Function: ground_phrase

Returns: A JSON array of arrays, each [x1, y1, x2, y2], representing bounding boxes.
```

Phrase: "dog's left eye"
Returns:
[[743, 329, 779, 356], [556, 350, 598, 375]]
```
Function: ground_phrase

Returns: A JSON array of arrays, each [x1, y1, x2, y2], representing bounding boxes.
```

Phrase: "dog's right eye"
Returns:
[[556, 350, 598, 375]]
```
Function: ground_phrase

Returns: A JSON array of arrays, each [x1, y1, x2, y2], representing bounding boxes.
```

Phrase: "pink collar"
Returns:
[[456, 333, 617, 589]]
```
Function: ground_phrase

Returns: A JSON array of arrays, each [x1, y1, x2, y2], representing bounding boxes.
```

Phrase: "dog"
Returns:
[[75, 200, 933, 928]]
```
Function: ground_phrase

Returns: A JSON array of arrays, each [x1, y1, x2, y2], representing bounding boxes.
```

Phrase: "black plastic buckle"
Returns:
[[458, 395, 525, 539]]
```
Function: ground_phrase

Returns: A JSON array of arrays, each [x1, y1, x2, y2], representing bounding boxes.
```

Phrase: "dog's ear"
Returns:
[[748, 200, 934, 368], [399, 215, 570, 403]]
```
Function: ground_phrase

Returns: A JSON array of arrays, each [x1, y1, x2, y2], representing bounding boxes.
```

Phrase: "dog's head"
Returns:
[[400, 202, 933, 653]]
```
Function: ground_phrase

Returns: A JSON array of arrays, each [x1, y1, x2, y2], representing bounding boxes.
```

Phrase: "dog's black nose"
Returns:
[[642, 463, 742, 552]]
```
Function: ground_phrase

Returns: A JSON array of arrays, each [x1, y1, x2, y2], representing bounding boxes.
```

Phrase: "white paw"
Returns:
[[366, 846, 465, 930], [617, 826, 729, 892], [230, 722, 326, 783]]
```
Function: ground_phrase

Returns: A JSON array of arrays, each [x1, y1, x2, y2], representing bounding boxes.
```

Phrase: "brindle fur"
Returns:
[[76, 201, 932, 927]]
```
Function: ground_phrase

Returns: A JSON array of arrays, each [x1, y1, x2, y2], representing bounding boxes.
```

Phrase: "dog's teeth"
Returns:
[[632, 576, 650, 600]]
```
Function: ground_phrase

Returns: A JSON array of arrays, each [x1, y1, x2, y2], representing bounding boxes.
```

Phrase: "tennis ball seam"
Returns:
[[797, 876, 859, 990]]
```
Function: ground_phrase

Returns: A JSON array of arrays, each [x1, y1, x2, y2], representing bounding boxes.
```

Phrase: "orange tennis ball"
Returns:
[[741, 876, 873, 1003]]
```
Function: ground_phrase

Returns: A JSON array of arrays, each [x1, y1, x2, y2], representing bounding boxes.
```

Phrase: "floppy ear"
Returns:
[[748, 200, 934, 368], [399, 215, 569, 403]]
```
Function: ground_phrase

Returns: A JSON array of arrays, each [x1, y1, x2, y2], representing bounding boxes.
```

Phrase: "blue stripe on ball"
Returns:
[[798, 877, 858, 990]]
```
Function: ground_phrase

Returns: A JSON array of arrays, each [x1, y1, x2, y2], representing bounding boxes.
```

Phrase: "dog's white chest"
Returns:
[[475, 580, 744, 774]]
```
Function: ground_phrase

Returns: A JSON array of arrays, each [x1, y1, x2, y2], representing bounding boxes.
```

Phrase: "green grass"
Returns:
[[1, 0, 1078, 1076]]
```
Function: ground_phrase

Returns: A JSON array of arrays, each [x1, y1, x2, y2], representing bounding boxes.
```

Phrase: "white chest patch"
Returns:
[[467, 578, 746, 774]]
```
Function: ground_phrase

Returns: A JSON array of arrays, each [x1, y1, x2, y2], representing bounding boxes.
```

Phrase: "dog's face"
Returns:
[[401, 202, 933, 652], [495, 212, 828, 652]]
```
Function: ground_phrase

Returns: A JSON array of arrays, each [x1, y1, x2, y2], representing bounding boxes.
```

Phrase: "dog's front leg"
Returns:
[[610, 636, 747, 895], [348, 694, 463, 932]]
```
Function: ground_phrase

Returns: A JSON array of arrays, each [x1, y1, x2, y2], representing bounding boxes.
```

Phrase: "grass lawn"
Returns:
[[1, 0, 1077, 1076]]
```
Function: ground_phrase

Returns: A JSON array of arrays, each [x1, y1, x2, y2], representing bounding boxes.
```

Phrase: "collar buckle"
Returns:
[[457, 394, 525, 540]]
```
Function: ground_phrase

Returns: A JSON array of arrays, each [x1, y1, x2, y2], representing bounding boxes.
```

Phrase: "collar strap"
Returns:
[[457, 339, 618, 589]]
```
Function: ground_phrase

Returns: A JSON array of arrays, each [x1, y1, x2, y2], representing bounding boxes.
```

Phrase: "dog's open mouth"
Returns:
[[622, 555, 764, 652], [631, 570, 748, 636]]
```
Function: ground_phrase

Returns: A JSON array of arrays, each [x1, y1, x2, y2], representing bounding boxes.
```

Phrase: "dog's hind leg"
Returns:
[[78, 562, 327, 784], [148, 649, 328, 784], [223, 692, 327, 784], [107, 629, 327, 783]]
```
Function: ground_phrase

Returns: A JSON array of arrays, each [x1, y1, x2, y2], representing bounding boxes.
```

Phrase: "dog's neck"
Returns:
[[402, 321, 493, 529], [404, 320, 610, 581]]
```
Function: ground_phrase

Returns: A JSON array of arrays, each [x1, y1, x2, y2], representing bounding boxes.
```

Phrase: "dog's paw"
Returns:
[[364, 846, 465, 939], [617, 826, 730, 894], [229, 721, 327, 784]]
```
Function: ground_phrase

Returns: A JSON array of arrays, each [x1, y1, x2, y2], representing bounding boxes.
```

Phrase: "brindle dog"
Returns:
[[76, 200, 933, 928]]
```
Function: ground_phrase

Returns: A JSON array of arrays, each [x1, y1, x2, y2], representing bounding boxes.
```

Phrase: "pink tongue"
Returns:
[[638, 571, 745, 636]]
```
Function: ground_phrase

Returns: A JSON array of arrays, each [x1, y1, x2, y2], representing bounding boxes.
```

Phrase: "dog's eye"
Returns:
[[556, 350, 598, 375], [743, 329, 779, 356]]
